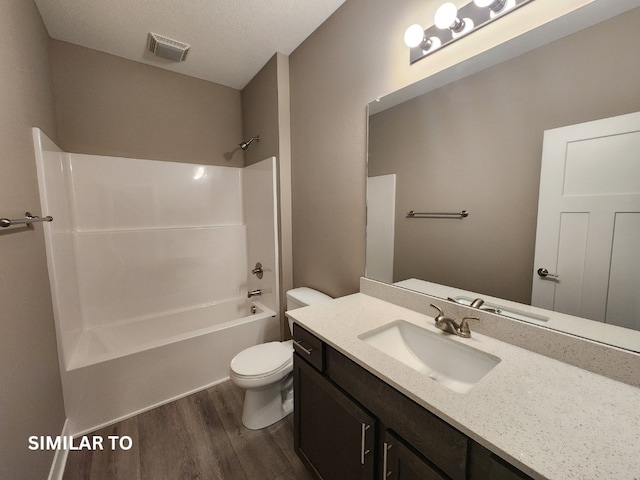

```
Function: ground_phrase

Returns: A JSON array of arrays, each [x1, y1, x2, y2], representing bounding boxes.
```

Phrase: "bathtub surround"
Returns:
[[0, 2, 66, 479], [49, 41, 296, 340], [34, 129, 281, 435]]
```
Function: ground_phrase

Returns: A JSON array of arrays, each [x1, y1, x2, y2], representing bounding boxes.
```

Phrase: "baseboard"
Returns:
[[47, 419, 69, 480]]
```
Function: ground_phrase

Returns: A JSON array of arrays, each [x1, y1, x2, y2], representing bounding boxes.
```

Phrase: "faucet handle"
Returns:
[[430, 303, 445, 320], [470, 298, 485, 308], [459, 317, 480, 336]]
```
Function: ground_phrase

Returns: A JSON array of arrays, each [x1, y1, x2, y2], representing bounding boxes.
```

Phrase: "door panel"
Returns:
[[563, 131, 640, 196], [532, 112, 640, 324], [553, 213, 589, 317], [607, 213, 640, 329]]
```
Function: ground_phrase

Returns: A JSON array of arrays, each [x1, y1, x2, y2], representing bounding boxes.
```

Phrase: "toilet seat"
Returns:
[[230, 341, 293, 379]]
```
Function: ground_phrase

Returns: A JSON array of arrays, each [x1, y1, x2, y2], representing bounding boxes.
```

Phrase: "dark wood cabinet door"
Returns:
[[469, 441, 534, 480], [382, 430, 449, 480], [326, 347, 468, 480], [294, 353, 377, 480]]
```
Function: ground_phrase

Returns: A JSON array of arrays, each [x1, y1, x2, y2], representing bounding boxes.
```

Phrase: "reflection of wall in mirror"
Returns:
[[367, 7, 640, 305]]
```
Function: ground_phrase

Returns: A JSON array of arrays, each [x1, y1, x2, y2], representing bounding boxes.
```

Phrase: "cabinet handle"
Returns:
[[292, 339, 313, 355], [382, 441, 392, 478], [360, 423, 371, 465]]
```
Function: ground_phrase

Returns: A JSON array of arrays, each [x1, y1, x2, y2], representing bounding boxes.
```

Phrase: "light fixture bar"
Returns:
[[407, 0, 534, 64]]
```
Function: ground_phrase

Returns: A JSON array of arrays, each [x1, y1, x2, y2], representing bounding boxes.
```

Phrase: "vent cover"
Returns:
[[148, 33, 190, 62]]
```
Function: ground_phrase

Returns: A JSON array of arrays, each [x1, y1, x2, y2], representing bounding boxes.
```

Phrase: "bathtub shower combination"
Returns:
[[33, 128, 280, 435]]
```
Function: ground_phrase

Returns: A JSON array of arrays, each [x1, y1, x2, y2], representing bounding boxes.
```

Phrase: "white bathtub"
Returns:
[[68, 299, 274, 369], [62, 299, 279, 435]]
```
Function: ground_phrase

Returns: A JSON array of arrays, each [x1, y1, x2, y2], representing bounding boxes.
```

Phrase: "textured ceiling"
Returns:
[[34, 0, 347, 90]]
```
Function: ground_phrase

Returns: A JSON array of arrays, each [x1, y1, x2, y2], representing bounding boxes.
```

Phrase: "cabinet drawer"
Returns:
[[292, 324, 324, 372], [327, 347, 468, 480]]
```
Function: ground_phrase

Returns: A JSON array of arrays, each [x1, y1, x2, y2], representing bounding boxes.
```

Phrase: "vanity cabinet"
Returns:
[[293, 324, 534, 480], [325, 341, 467, 480], [382, 430, 448, 480], [293, 354, 376, 480]]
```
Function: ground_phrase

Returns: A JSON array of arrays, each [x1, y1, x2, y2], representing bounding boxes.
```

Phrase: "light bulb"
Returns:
[[474, 0, 511, 15], [404, 24, 425, 48], [434, 2, 459, 29]]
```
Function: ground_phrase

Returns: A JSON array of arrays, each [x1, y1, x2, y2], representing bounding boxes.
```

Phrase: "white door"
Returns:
[[532, 112, 640, 329]]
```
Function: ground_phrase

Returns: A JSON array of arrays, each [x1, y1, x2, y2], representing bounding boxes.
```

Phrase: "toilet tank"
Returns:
[[286, 287, 332, 333], [286, 287, 332, 310]]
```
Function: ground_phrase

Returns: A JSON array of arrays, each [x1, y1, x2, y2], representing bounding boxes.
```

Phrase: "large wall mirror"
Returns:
[[366, 1, 640, 352]]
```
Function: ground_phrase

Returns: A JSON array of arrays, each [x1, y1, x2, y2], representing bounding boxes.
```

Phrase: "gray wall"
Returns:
[[242, 54, 281, 167], [289, 0, 632, 299], [50, 40, 244, 167], [242, 53, 294, 336], [368, 8, 640, 304], [0, 1, 66, 478]]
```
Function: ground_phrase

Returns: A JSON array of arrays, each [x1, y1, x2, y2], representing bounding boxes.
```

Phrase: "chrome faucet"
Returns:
[[469, 298, 484, 308], [447, 297, 501, 314], [430, 304, 478, 338], [247, 289, 262, 298]]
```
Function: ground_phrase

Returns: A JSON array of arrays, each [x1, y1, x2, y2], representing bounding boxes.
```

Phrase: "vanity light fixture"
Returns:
[[404, 0, 534, 64], [434, 3, 468, 35], [404, 23, 430, 48], [473, 0, 506, 13], [403, 24, 443, 52], [475, 0, 517, 18]]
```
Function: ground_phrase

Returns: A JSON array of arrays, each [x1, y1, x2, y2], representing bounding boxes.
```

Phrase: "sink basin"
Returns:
[[358, 320, 500, 394]]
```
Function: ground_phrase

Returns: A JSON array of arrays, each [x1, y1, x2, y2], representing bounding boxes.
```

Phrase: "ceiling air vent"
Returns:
[[148, 33, 190, 62]]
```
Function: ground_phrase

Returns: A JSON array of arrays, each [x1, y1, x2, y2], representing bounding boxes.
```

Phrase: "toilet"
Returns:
[[229, 287, 332, 430]]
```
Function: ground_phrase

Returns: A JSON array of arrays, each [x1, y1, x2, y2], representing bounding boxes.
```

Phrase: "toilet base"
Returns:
[[241, 375, 293, 430]]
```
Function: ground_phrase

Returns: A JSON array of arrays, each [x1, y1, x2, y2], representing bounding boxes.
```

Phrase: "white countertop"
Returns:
[[288, 293, 640, 480]]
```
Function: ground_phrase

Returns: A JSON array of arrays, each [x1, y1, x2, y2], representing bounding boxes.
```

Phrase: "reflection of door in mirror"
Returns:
[[532, 112, 640, 330], [366, 175, 396, 283]]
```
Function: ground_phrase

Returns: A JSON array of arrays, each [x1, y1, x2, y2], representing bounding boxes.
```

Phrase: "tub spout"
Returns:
[[247, 289, 262, 298]]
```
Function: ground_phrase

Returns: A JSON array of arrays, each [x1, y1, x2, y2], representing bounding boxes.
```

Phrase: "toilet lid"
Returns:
[[230, 341, 293, 377]]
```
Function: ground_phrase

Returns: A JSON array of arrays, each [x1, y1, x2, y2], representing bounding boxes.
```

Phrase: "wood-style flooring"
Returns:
[[63, 380, 314, 480]]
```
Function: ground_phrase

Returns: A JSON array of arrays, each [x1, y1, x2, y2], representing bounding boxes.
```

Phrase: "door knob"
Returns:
[[537, 268, 559, 278]]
